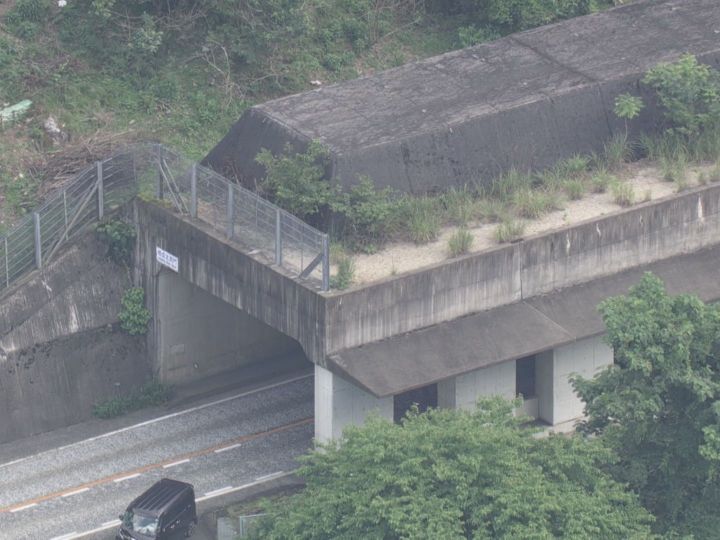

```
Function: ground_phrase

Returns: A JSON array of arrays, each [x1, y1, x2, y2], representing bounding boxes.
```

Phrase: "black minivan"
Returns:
[[116, 478, 197, 540]]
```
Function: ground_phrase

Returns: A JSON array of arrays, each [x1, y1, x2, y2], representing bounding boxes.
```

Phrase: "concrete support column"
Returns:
[[536, 336, 613, 426], [314, 365, 393, 443], [449, 360, 516, 411]]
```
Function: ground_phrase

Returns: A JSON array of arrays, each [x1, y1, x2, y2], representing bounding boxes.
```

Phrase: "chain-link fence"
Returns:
[[0, 143, 330, 295]]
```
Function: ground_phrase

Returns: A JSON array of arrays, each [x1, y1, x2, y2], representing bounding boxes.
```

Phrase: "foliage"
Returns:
[[457, 25, 500, 47], [440, 187, 476, 226], [603, 133, 633, 169], [659, 152, 688, 184], [447, 227, 473, 257], [614, 93, 644, 122], [0, 170, 38, 216], [95, 218, 135, 265], [399, 196, 442, 243], [251, 398, 654, 539], [563, 178, 586, 200], [330, 255, 355, 290], [573, 274, 720, 536], [118, 287, 151, 335], [610, 180, 634, 207], [331, 176, 397, 251], [93, 380, 172, 419], [512, 188, 560, 218], [643, 54, 720, 136], [495, 217, 524, 243], [486, 168, 533, 201], [590, 169, 614, 193], [256, 141, 334, 221]]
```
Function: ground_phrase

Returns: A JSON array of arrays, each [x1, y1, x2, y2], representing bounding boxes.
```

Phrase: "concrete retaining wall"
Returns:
[[325, 183, 720, 354], [0, 232, 150, 443]]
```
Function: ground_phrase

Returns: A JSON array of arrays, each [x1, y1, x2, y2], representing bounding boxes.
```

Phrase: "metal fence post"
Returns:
[[275, 209, 282, 266], [322, 234, 330, 291], [190, 164, 197, 218], [156, 144, 164, 200], [4, 237, 9, 288], [96, 161, 104, 220], [33, 212, 42, 269], [226, 184, 234, 239]]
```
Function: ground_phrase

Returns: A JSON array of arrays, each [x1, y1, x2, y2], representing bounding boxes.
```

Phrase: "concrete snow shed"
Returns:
[[205, 0, 720, 195]]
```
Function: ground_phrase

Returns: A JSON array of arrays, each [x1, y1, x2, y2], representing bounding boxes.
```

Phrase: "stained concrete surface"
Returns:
[[205, 0, 720, 193]]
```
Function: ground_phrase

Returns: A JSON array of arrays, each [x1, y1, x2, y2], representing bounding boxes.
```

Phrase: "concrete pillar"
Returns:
[[314, 365, 393, 443], [453, 360, 516, 410], [536, 336, 613, 426]]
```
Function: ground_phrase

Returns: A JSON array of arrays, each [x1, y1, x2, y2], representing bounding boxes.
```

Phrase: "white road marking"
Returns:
[[61, 487, 90, 498], [214, 442, 243, 454], [195, 471, 296, 502], [256, 471, 285, 481], [203, 486, 234, 497], [163, 458, 190, 469], [50, 533, 78, 540], [10, 502, 37, 512], [0, 372, 312, 470], [113, 473, 141, 483], [102, 519, 121, 528]]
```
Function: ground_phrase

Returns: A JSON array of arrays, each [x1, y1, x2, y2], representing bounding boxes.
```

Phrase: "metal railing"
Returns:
[[0, 143, 330, 295]]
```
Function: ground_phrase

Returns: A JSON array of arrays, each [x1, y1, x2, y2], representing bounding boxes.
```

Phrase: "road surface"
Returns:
[[0, 373, 314, 539]]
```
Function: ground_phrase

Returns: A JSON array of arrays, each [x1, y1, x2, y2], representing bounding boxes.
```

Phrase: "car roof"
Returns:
[[129, 478, 194, 518]]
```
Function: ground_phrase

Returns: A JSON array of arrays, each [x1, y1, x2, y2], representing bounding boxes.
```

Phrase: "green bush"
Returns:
[[256, 141, 334, 221], [563, 178, 586, 200], [119, 287, 151, 335], [487, 168, 533, 201], [96, 219, 136, 265], [440, 187, 476, 226], [447, 228, 473, 257], [93, 380, 172, 419], [643, 54, 720, 136], [331, 176, 397, 251], [590, 170, 614, 193]]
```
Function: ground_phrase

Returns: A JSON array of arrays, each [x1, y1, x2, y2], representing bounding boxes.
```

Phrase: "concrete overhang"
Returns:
[[327, 246, 720, 398]]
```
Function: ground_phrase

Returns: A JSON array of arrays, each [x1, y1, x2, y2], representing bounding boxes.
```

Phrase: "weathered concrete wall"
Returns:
[[0, 326, 148, 443], [0, 232, 150, 443], [325, 183, 720, 354], [156, 271, 302, 385], [0, 237, 128, 357], [134, 200, 325, 364], [205, 0, 720, 194]]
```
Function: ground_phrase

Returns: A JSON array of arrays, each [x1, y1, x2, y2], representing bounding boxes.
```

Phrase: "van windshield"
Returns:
[[122, 510, 159, 537]]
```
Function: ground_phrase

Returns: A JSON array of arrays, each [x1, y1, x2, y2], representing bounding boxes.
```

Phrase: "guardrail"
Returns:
[[0, 144, 330, 294]]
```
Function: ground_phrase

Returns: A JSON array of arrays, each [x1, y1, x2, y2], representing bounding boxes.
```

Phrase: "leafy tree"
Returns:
[[643, 54, 720, 136], [252, 399, 654, 539], [614, 92, 644, 135], [573, 273, 720, 537]]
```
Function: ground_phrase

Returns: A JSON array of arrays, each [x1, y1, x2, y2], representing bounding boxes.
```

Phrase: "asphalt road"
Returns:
[[0, 373, 314, 540]]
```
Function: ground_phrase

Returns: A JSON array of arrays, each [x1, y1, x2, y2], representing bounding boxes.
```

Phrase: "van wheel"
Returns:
[[185, 522, 196, 537]]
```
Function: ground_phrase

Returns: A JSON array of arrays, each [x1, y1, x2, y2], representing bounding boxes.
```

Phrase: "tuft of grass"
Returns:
[[475, 198, 507, 223], [563, 178, 586, 200], [660, 153, 688, 183], [603, 134, 632, 169], [643, 189, 652, 202], [495, 218, 525, 243], [697, 171, 708, 185], [512, 189, 561, 219], [441, 187, 476, 226], [488, 168, 533, 201], [611, 181, 635, 207], [400, 196, 442, 244], [675, 176, 689, 192], [708, 162, 720, 183], [93, 381, 173, 419], [447, 228, 474, 257], [590, 170, 615, 193], [556, 154, 591, 177], [330, 255, 355, 290], [688, 125, 720, 162]]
